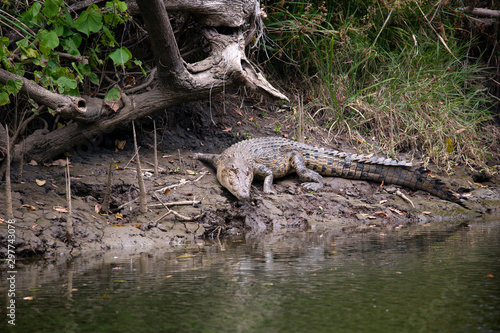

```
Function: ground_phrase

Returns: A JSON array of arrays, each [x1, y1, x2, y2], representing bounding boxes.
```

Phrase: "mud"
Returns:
[[1, 95, 499, 258]]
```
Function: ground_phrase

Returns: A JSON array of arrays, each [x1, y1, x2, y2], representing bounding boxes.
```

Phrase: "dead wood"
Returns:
[[0, 0, 286, 177]]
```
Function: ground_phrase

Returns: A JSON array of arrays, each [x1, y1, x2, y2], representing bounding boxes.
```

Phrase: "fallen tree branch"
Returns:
[[153, 192, 203, 221], [2, 0, 288, 169], [0, 69, 87, 119]]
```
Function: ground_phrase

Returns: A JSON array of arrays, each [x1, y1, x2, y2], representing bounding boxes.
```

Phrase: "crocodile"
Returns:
[[193, 137, 465, 207]]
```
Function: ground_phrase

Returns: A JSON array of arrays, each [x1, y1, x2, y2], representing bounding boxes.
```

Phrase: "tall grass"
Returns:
[[260, 1, 496, 172]]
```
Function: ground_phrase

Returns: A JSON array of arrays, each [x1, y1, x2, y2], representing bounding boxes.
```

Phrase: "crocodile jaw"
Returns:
[[217, 166, 254, 200]]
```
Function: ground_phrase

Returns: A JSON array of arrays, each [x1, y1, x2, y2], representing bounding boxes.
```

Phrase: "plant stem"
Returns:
[[132, 121, 147, 213], [4, 124, 13, 219], [154, 120, 158, 177]]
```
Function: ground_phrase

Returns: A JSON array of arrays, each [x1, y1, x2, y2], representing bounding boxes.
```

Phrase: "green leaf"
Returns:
[[71, 62, 83, 81], [20, 46, 39, 60], [116, 1, 128, 13], [56, 76, 78, 92], [23, 2, 42, 23], [1, 57, 13, 72], [54, 24, 64, 36], [89, 73, 99, 85], [11, 63, 25, 77], [42, 0, 63, 19], [0, 37, 11, 59], [0, 36, 10, 48], [0, 91, 10, 106], [64, 11, 75, 28], [71, 34, 82, 48], [102, 26, 117, 47], [6, 79, 22, 95], [74, 6, 103, 36], [133, 60, 146, 76], [106, 0, 128, 13], [78, 63, 91, 76], [60, 35, 81, 56], [39, 30, 59, 55], [105, 87, 121, 101], [108, 47, 131, 66]]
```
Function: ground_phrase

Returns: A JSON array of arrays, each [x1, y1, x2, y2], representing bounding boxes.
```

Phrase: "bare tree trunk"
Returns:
[[135, 0, 186, 84]]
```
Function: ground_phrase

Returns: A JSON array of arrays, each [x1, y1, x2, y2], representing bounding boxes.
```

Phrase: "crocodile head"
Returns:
[[217, 163, 253, 200]]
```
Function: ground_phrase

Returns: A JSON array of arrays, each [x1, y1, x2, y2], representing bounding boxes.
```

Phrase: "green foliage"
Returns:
[[74, 5, 103, 36], [275, 123, 281, 134], [0, 0, 134, 102], [262, 0, 496, 170], [105, 87, 121, 101], [108, 47, 132, 66], [0, 78, 22, 105]]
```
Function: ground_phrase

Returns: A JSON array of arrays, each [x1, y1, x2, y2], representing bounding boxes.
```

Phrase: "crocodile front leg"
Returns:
[[254, 163, 277, 194], [290, 152, 324, 191]]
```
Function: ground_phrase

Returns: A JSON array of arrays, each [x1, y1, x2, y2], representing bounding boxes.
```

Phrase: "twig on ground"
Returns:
[[142, 160, 167, 173], [112, 197, 139, 213], [396, 189, 415, 208], [155, 170, 208, 192], [123, 149, 140, 169], [148, 199, 201, 208], [153, 192, 203, 221]]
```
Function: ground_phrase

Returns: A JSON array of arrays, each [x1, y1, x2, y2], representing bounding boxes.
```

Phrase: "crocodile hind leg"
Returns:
[[289, 152, 324, 191]]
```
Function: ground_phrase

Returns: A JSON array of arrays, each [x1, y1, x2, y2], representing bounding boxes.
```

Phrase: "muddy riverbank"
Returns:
[[1, 96, 499, 258]]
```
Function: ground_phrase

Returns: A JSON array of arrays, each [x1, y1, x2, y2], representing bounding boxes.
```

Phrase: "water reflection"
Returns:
[[1, 220, 499, 333]]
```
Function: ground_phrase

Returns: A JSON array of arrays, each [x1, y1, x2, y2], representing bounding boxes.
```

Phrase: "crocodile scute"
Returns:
[[193, 137, 465, 207]]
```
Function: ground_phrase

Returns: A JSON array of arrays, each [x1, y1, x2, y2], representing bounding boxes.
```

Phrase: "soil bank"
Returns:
[[1, 96, 499, 258]]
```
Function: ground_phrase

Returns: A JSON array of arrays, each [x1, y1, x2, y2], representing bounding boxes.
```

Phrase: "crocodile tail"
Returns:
[[396, 166, 467, 209]]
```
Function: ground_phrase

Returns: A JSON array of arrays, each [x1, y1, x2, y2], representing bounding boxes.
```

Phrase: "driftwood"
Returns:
[[0, 0, 287, 178]]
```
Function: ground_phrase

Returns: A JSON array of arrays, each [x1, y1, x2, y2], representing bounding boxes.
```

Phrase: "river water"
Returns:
[[1, 219, 499, 333]]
